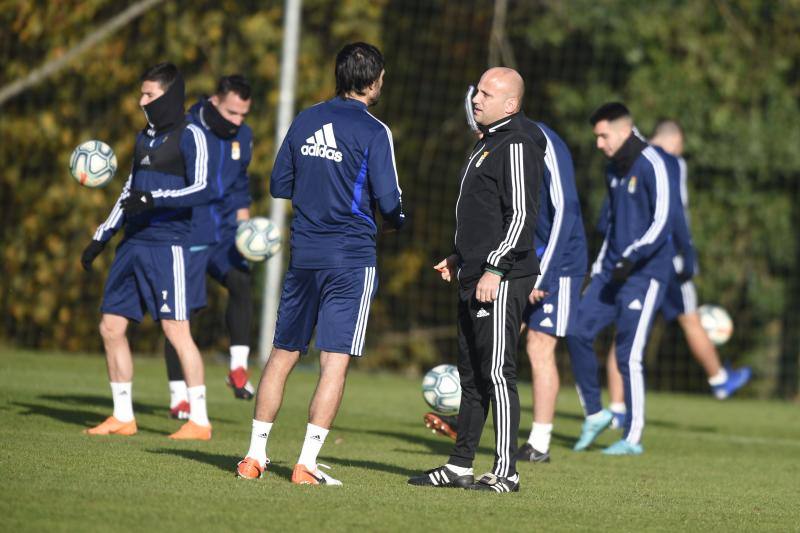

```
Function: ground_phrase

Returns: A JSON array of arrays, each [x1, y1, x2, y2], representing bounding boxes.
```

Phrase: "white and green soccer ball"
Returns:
[[698, 304, 734, 346], [422, 364, 461, 415], [69, 140, 117, 188], [235, 217, 281, 262]]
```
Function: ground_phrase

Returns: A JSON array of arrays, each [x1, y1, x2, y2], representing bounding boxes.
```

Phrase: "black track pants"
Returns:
[[448, 276, 534, 477]]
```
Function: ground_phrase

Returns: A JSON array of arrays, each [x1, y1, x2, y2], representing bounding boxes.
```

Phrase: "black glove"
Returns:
[[676, 269, 693, 283], [121, 190, 155, 216], [81, 240, 106, 271], [612, 259, 634, 283]]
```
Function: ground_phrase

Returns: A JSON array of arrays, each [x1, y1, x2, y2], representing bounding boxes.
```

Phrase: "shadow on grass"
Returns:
[[336, 426, 494, 456], [321, 457, 418, 478], [146, 448, 294, 480], [11, 401, 170, 435]]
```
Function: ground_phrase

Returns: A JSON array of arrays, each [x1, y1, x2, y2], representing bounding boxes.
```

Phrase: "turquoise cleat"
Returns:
[[573, 409, 613, 451], [602, 439, 643, 455]]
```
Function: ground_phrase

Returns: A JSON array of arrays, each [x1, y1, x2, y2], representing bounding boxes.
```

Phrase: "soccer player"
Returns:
[[81, 63, 219, 440], [164, 75, 257, 420], [604, 120, 751, 427], [424, 93, 587, 466], [234, 42, 405, 485], [567, 102, 673, 456], [409, 67, 544, 493]]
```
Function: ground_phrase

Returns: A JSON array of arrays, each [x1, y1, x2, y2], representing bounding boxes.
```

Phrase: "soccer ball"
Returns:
[[422, 364, 461, 415], [698, 304, 733, 345], [235, 217, 281, 262], [69, 140, 117, 188]]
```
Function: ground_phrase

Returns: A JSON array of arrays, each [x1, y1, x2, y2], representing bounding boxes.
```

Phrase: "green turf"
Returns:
[[0, 349, 798, 532]]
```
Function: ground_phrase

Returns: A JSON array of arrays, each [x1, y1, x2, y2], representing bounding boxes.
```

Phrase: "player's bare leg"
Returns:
[[86, 313, 137, 435], [677, 312, 721, 377], [252, 347, 301, 422], [290, 351, 350, 485], [100, 313, 133, 382], [606, 342, 626, 427], [162, 319, 211, 439], [518, 330, 558, 462]]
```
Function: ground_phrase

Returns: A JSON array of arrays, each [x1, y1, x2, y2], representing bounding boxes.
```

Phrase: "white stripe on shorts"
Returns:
[[681, 280, 697, 314], [350, 266, 376, 356], [556, 276, 571, 337], [171, 245, 187, 321]]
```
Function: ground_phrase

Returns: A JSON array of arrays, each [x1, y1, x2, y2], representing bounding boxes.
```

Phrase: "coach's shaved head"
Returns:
[[472, 67, 525, 126], [650, 119, 684, 156]]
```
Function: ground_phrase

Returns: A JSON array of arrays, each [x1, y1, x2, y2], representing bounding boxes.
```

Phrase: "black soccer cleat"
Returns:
[[407, 465, 474, 489], [514, 442, 550, 463], [468, 472, 520, 493]]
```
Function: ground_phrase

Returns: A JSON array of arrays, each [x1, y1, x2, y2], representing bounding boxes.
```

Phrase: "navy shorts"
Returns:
[[523, 275, 583, 337], [273, 266, 378, 356], [660, 276, 697, 321], [185, 235, 250, 312], [101, 241, 190, 322]]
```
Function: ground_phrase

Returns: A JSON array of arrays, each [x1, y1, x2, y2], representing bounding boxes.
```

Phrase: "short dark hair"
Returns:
[[589, 102, 631, 125], [335, 42, 384, 97], [140, 62, 180, 91], [216, 74, 252, 101]]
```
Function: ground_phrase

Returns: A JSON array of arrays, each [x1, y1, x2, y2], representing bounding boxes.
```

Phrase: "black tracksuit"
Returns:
[[449, 112, 545, 478]]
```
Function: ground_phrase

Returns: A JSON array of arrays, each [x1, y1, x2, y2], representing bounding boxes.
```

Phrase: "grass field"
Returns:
[[1, 349, 798, 532]]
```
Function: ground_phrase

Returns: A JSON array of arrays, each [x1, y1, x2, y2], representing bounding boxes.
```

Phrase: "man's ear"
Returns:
[[209, 94, 220, 106], [504, 97, 518, 114]]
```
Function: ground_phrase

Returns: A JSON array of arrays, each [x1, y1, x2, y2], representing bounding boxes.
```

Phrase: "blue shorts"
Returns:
[[101, 241, 190, 322], [185, 236, 250, 311], [273, 266, 378, 356], [523, 275, 583, 337], [660, 276, 697, 321]]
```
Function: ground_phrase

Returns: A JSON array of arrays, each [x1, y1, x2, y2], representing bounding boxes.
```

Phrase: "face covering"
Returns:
[[142, 73, 186, 135], [202, 98, 239, 139]]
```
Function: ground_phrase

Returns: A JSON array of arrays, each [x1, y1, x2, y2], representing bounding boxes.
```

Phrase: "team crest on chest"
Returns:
[[475, 151, 490, 168], [628, 176, 637, 193], [231, 141, 241, 160]]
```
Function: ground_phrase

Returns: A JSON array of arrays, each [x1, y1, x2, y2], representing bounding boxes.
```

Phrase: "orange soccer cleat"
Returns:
[[84, 416, 138, 436], [235, 457, 269, 479], [168, 420, 212, 441], [291, 463, 342, 486]]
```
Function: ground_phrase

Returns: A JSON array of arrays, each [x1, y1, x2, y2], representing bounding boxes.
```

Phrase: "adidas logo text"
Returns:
[[301, 123, 343, 162]]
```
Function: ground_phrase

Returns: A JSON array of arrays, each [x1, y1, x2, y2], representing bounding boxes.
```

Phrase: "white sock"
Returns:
[[708, 368, 728, 386], [587, 410, 608, 422], [297, 423, 329, 469], [609, 402, 626, 414], [246, 419, 273, 467], [528, 422, 553, 453], [187, 385, 209, 426], [110, 382, 134, 422], [230, 345, 250, 371], [168, 380, 188, 408], [445, 463, 473, 476]]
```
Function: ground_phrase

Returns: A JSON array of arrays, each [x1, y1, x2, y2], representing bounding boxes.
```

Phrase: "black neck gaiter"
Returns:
[[142, 74, 186, 136], [202, 98, 239, 139]]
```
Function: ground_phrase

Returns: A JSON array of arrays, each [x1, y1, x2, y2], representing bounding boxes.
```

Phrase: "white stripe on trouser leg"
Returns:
[[681, 280, 697, 314], [491, 282, 511, 477], [350, 267, 375, 356], [626, 279, 660, 444], [575, 385, 587, 416]]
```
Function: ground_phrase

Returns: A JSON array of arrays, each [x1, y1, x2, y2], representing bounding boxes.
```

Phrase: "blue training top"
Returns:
[[270, 97, 403, 269], [186, 100, 253, 246], [531, 121, 588, 290], [592, 144, 675, 282]]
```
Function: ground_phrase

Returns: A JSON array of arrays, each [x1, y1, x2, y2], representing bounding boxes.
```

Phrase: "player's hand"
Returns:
[[122, 190, 154, 216], [612, 258, 634, 283], [529, 288, 548, 304], [476, 270, 501, 303], [434, 254, 459, 283], [81, 240, 106, 271]]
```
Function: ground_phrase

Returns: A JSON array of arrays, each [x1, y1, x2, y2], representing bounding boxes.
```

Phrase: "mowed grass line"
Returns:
[[0, 349, 798, 532]]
